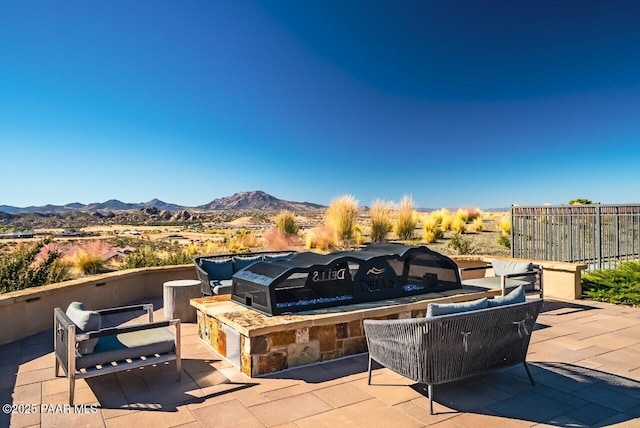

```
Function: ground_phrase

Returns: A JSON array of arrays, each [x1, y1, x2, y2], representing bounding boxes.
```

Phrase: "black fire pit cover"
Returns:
[[231, 243, 462, 315]]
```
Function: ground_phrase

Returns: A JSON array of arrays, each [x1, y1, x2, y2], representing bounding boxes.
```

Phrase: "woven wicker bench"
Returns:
[[364, 299, 543, 414]]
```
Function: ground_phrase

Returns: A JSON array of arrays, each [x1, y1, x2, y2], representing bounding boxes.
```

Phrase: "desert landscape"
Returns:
[[0, 191, 510, 287]]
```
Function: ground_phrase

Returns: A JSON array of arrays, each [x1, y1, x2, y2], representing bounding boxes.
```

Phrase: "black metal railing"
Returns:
[[511, 204, 640, 269]]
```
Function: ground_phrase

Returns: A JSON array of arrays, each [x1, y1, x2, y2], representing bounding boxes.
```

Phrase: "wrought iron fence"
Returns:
[[511, 204, 640, 269]]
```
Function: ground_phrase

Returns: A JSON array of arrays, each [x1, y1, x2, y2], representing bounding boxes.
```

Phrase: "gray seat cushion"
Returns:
[[462, 276, 531, 290], [200, 258, 234, 280], [66, 302, 101, 355], [427, 297, 488, 317], [263, 253, 293, 262], [76, 327, 175, 369]]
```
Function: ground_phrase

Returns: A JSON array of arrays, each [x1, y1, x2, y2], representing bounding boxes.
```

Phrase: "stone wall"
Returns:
[[197, 307, 428, 376]]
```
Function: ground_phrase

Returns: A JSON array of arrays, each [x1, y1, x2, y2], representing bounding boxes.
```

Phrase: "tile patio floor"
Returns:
[[2, 298, 640, 427]]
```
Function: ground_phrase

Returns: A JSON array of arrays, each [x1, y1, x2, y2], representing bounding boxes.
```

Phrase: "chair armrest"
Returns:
[[95, 303, 154, 323], [95, 304, 153, 316], [76, 319, 180, 341], [458, 265, 490, 272]]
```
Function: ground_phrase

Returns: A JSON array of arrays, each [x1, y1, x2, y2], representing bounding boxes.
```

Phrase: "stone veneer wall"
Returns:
[[197, 307, 427, 377]]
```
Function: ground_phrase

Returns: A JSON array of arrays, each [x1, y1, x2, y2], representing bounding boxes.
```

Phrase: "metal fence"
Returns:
[[511, 204, 640, 269]]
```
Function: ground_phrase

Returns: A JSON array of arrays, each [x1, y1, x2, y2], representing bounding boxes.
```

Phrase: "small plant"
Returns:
[[275, 210, 299, 235], [582, 261, 640, 306], [262, 228, 301, 251], [73, 251, 106, 275], [451, 216, 467, 234], [448, 234, 473, 255], [325, 195, 359, 246], [225, 229, 259, 253], [455, 208, 469, 224], [395, 195, 417, 240], [569, 198, 593, 205], [497, 233, 511, 249], [440, 210, 454, 231], [369, 200, 394, 243], [468, 217, 484, 232], [422, 216, 443, 244], [497, 215, 511, 236], [305, 224, 338, 251], [120, 246, 162, 269]]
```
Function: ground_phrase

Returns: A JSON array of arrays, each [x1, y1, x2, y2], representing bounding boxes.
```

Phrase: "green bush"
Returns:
[[0, 239, 67, 293], [497, 233, 511, 249], [448, 234, 473, 255], [582, 262, 640, 306], [74, 251, 106, 275], [120, 246, 162, 269]]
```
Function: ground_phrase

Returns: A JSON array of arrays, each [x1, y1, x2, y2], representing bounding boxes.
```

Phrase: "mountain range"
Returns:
[[0, 191, 325, 214]]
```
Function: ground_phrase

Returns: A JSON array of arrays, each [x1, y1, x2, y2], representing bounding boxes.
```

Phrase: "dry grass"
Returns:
[[395, 195, 417, 240], [325, 194, 359, 246], [275, 210, 299, 235], [468, 217, 484, 232], [263, 228, 302, 251], [369, 200, 394, 243], [305, 224, 337, 251]]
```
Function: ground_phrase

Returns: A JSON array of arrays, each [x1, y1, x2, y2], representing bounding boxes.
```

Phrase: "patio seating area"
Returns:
[[2, 297, 640, 427]]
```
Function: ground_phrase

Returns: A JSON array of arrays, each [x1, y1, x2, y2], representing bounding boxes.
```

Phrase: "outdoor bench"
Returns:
[[364, 289, 542, 414], [194, 250, 294, 296]]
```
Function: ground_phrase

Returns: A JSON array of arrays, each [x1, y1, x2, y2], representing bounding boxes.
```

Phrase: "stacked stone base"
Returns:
[[192, 289, 496, 377]]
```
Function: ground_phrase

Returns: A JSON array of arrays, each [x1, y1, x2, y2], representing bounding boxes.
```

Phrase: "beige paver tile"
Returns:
[[353, 376, 423, 406], [339, 398, 423, 428], [17, 354, 54, 374], [232, 385, 272, 407], [186, 382, 244, 410], [261, 383, 311, 401], [248, 392, 333, 426], [187, 368, 230, 389], [105, 404, 196, 428], [191, 398, 264, 427], [442, 412, 535, 427], [293, 408, 364, 427], [313, 383, 373, 408], [15, 367, 56, 387], [392, 398, 459, 426]]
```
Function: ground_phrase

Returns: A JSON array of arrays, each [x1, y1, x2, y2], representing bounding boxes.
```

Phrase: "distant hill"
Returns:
[[0, 191, 324, 214], [198, 190, 325, 211]]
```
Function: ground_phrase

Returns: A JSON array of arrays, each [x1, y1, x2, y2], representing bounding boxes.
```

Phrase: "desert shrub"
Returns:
[[448, 234, 473, 255], [454, 208, 469, 224], [354, 224, 365, 246], [263, 228, 301, 251], [0, 239, 66, 293], [305, 224, 337, 251], [440, 210, 454, 231], [163, 251, 193, 265], [569, 198, 593, 205], [582, 261, 640, 306], [369, 200, 394, 243], [73, 251, 106, 275], [422, 216, 443, 244], [120, 246, 162, 269], [468, 217, 484, 232], [325, 195, 359, 245], [225, 230, 259, 253], [275, 210, 299, 235], [429, 210, 444, 226], [451, 216, 467, 234], [497, 215, 511, 236], [395, 195, 417, 240], [47, 258, 72, 283], [497, 233, 511, 249]]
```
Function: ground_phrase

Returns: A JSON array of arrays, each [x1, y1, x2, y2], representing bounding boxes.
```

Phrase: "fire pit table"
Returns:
[[191, 244, 501, 376]]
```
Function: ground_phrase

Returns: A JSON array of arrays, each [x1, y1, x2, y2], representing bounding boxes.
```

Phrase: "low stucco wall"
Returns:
[[0, 265, 197, 346], [453, 256, 587, 300]]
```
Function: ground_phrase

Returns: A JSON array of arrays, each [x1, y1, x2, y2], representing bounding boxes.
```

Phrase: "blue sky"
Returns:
[[1, 0, 640, 209]]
